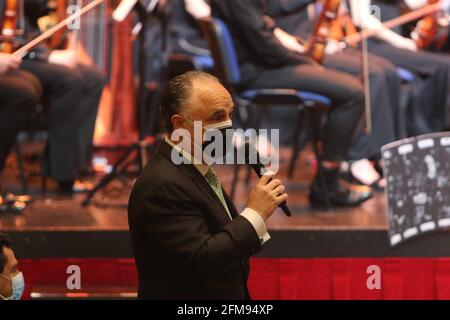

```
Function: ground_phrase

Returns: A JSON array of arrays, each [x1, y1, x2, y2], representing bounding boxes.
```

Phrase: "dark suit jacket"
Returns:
[[128, 141, 263, 299]]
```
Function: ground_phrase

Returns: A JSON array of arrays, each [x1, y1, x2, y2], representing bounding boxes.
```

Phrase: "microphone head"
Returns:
[[243, 141, 259, 163], [243, 142, 265, 177]]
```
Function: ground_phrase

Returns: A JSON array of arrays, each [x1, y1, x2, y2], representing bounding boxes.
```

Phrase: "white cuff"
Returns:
[[240, 208, 271, 245]]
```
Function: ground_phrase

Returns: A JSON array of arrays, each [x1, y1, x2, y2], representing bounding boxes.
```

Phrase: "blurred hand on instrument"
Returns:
[[0, 53, 21, 75], [247, 172, 288, 221], [325, 39, 346, 55], [48, 49, 77, 68], [274, 27, 306, 54]]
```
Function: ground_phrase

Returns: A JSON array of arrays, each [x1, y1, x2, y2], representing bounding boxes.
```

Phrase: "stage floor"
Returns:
[[0, 147, 388, 232], [3, 145, 450, 260]]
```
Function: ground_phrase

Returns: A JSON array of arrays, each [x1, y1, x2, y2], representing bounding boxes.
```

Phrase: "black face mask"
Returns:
[[185, 119, 234, 164], [203, 124, 234, 163]]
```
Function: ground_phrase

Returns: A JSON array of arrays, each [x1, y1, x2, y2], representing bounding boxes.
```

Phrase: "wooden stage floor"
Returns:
[[9, 146, 450, 259], [0, 148, 388, 233], [8, 147, 432, 260]]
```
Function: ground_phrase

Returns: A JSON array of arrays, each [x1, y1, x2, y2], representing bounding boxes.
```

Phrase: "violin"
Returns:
[[0, 0, 18, 53], [307, 0, 342, 63], [13, 0, 104, 58], [36, 0, 96, 66], [307, 0, 372, 132], [411, 0, 449, 50], [38, 0, 76, 50]]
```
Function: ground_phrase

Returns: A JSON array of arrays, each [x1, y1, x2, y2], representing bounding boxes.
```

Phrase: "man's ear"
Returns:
[[171, 114, 185, 131]]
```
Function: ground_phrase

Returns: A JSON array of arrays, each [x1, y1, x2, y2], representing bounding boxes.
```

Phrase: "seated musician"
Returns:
[[0, 52, 41, 213], [271, 0, 404, 190], [351, 0, 450, 136], [211, 0, 373, 207], [194, 0, 401, 190], [262, 0, 450, 187], [16, 0, 105, 193]]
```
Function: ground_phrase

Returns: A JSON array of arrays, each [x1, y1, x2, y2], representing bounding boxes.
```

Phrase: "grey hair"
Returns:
[[159, 71, 219, 132]]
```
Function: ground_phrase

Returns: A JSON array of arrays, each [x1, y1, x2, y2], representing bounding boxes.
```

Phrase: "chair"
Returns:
[[396, 67, 415, 139], [168, 53, 214, 77], [14, 102, 51, 195], [198, 17, 333, 205]]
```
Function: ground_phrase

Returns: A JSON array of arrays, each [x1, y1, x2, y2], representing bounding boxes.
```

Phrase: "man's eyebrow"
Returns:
[[208, 108, 227, 118]]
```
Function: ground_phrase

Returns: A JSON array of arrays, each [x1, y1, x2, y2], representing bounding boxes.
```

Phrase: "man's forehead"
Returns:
[[192, 79, 232, 107]]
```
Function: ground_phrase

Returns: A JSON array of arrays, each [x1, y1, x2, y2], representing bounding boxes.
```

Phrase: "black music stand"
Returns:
[[82, 0, 169, 206]]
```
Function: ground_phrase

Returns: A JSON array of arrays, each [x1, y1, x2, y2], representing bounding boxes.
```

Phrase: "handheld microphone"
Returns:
[[244, 142, 291, 217]]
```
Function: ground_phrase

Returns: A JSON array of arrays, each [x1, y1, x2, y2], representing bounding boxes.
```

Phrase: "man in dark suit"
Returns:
[[128, 71, 288, 299]]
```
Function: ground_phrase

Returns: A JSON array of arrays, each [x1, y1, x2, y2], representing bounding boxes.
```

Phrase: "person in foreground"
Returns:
[[0, 233, 24, 300], [128, 71, 288, 299]]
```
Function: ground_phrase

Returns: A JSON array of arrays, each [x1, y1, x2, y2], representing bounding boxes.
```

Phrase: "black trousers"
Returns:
[[274, 13, 400, 160], [241, 62, 364, 162], [0, 70, 42, 174], [368, 41, 450, 135], [323, 48, 401, 160], [20, 60, 104, 181]]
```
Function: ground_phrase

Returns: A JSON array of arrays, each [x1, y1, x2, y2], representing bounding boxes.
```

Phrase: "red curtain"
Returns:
[[247, 258, 450, 300], [17, 258, 450, 300]]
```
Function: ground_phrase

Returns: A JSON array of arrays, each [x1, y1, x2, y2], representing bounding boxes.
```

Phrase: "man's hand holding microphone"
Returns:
[[248, 172, 288, 221]]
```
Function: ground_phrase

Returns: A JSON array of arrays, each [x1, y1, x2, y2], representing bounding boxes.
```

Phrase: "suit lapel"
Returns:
[[222, 188, 239, 219], [158, 141, 233, 222]]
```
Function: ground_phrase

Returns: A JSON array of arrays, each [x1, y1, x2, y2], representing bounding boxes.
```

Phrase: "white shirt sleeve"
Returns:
[[349, 0, 417, 50], [184, 0, 211, 19], [240, 208, 271, 245], [273, 27, 306, 53], [405, 0, 450, 12], [404, 0, 428, 10]]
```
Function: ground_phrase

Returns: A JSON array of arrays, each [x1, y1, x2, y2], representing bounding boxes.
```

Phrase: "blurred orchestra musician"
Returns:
[[211, 0, 373, 207], [350, 0, 450, 136], [14, 0, 104, 193], [267, 0, 404, 190], [0, 51, 41, 213], [254, 0, 450, 188], [1, 0, 42, 212]]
